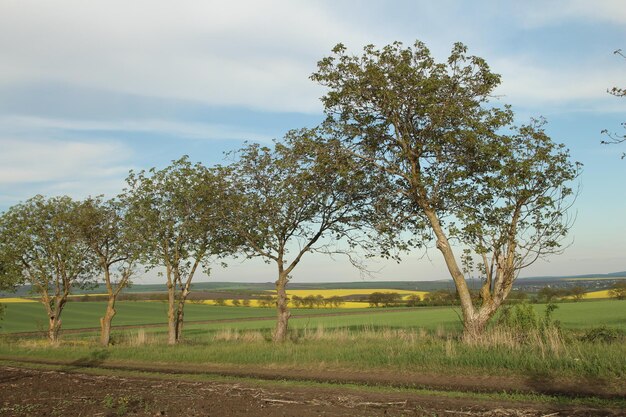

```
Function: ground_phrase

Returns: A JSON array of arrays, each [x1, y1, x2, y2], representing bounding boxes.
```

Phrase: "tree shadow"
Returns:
[[61, 348, 111, 372]]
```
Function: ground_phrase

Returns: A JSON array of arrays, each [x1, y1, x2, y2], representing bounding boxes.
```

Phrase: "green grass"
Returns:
[[1, 326, 625, 381], [0, 300, 625, 384]]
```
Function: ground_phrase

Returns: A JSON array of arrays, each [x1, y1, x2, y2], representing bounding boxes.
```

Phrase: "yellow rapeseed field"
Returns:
[[276, 289, 429, 298], [0, 297, 37, 303], [580, 290, 612, 299], [193, 289, 430, 308]]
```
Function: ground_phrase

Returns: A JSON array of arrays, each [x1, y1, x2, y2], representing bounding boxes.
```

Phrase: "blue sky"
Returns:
[[0, 0, 624, 283]]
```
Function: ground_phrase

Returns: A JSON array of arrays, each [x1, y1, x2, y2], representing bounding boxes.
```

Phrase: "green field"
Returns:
[[0, 301, 373, 334], [1, 300, 625, 384], [2, 299, 625, 335]]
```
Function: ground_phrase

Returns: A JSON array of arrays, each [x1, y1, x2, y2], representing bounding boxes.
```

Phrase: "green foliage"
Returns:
[[123, 156, 241, 342], [311, 40, 579, 336], [225, 129, 381, 269], [496, 301, 560, 338], [0, 195, 98, 338], [609, 282, 626, 300], [581, 326, 624, 344], [405, 294, 421, 307], [123, 156, 238, 278], [76, 197, 139, 295], [367, 292, 402, 307]]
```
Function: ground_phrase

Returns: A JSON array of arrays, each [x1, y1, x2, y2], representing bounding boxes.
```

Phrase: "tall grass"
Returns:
[[1, 324, 624, 380]]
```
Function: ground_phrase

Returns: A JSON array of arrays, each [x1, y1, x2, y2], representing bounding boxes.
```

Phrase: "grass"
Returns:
[[1, 325, 625, 381], [0, 300, 625, 388]]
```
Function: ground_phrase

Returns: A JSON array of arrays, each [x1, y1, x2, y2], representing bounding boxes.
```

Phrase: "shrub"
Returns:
[[581, 326, 624, 344]]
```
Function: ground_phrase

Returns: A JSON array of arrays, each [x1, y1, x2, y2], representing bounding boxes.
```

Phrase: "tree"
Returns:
[[0, 260, 19, 323], [224, 129, 378, 342], [0, 195, 97, 341], [123, 157, 237, 345], [312, 41, 579, 340], [601, 49, 625, 158], [538, 286, 566, 303], [77, 197, 140, 346], [568, 286, 586, 302], [609, 282, 626, 300], [406, 294, 421, 307]]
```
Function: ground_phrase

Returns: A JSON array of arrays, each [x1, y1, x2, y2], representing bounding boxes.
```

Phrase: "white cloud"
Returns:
[[492, 56, 625, 107], [515, 0, 626, 27], [0, 115, 274, 143], [0, 137, 132, 200], [0, 0, 366, 113]]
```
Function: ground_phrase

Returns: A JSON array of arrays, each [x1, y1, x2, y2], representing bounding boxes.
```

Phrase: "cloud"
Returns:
[[0, 136, 133, 207], [0, 115, 274, 143], [0, 137, 130, 184], [492, 57, 625, 108], [515, 0, 626, 27], [0, 0, 366, 113]]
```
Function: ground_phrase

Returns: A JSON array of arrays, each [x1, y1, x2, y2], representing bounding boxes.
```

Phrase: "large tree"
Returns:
[[77, 196, 140, 346], [225, 129, 378, 342], [312, 41, 578, 339], [0, 195, 97, 341], [123, 157, 236, 345]]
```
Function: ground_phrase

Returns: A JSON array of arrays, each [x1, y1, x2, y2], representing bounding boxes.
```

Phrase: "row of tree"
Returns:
[[0, 40, 579, 342]]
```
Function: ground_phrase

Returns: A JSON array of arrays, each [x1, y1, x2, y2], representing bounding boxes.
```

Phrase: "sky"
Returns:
[[0, 0, 624, 284]]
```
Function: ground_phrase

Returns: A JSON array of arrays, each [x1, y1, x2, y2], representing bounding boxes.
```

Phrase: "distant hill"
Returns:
[[517, 271, 626, 281]]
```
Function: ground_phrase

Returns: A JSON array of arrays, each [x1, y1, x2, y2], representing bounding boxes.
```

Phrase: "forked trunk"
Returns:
[[174, 293, 189, 341], [48, 317, 62, 342], [100, 297, 117, 346], [273, 274, 291, 342]]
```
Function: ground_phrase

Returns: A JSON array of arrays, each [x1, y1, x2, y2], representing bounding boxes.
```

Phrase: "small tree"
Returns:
[[224, 129, 379, 342], [406, 294, 421, 307], [538, 286, 562, 303], [0, 196, 97, 341], [569, 286, 586, 302], [123, 157, 237, 345], [77, 197, 140, 346], [609, 282, 626, 300]]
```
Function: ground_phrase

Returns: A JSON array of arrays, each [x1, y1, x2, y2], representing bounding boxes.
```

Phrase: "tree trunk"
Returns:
[[174, 291, 189, 342], [273, 273, 291, 342], [167, 282, 177, 345], [100, 297, 116, 346], [422, 207, 478, 337], [48, 317, 62, 342]]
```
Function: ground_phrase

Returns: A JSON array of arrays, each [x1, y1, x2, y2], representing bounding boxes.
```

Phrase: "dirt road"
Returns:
[[0, 365, 623, 416]]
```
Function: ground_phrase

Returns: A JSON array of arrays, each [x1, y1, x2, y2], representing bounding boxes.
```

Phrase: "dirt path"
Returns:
[[2, 355, 625, 400], [0, 365, 622, 417]]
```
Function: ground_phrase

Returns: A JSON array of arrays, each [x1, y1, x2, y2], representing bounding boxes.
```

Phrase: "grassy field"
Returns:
[[1, 299, 625, 335], [0, 301, 371, 333], [0, 299, 625, 386]]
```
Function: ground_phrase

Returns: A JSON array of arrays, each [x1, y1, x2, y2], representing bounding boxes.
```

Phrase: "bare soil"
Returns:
[[0, 365, 623, 417]]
